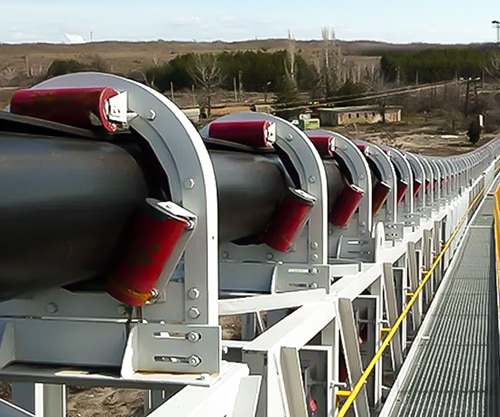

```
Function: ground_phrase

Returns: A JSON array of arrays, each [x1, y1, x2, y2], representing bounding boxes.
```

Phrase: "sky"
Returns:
[[0, 0, 499, 45]]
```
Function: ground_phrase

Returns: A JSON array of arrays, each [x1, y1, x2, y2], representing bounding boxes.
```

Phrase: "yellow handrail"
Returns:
[[494, 186, 500, 288], [336, 185, 487, 416]]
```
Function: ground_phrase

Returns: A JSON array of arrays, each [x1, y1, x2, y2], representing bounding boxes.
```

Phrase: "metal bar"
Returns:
[[148, 363, 252, 417], [39, 385, 66, 417], [382, 263, 403, 371], [218, 289, 327, 316], [407, 242, 422, 329], [336, 185, 487, 417], [233, 376, 262, 417], [0, 400, 35, 417], [280, 347, 308, 417], [337, 298, 371, 417]]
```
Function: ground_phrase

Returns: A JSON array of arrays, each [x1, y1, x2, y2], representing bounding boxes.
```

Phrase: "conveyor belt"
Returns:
[[386, 194, 500, 417]]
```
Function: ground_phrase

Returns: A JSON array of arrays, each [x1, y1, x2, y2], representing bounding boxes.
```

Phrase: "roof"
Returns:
[[317, 105, 402, 113]]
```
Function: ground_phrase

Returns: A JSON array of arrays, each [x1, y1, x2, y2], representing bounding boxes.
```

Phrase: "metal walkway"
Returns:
[[386, 194, 500, 417]]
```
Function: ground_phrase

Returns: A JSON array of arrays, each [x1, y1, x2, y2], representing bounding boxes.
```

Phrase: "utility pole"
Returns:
[[492, 20, 500, 44]]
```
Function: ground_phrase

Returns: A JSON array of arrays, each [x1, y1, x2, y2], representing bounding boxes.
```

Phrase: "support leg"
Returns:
[[337, 298, 371, 417]]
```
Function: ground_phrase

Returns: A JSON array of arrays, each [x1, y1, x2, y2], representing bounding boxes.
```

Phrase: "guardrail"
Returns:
[[336, 185, 488, 416]]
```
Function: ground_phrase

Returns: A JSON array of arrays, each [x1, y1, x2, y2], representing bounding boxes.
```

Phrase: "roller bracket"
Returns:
[[121, 323, 221, 376], [384, 223, 404, 242], [272, 264, 330, 293]]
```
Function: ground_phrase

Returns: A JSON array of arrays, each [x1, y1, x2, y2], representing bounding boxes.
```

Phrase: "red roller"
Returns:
[[396, 179, 409, 204], [207, 120, 276, 147], [306, 134, 334, 157], [262, 188, 316, 252], [330, 183, 364, 228], [9, 87, 125, 133], [372, 180, 391, 215], [356, 143, 367, 153], [106, 199, 193, 306]]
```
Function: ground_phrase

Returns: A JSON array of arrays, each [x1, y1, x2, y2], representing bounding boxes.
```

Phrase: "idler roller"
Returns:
[[0, 133, 148, 301]]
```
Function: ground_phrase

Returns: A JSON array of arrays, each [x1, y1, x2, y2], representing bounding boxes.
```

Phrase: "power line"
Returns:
[[273, 79, 464, 112]]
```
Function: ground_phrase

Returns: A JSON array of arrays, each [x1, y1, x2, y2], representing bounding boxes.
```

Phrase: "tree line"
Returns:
[[380, 48, 495, 84], [46, 49, 369, 112]]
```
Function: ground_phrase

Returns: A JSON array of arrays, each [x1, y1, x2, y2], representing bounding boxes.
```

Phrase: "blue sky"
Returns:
[[0, 0, 499, 44]]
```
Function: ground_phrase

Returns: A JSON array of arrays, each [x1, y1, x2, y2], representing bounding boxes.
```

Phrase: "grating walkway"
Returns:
[[387, 195, 500, 417]]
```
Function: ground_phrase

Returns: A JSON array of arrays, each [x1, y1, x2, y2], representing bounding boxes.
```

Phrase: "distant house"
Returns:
[[315, 105, 402, 126]]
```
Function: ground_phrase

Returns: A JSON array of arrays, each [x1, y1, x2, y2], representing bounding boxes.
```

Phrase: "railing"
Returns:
[[336, 184, 489, 416]]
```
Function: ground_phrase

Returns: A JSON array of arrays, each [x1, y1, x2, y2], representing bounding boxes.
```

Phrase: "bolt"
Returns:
[[188, 307, 200, 319], [360, 222, 366, 228], [184, 178, 195, 189], [308, 176, 316, 183], [117, 304, 127, 315], [222, 346, 229, 355], [147, 109, 156, 121], [266, 253, 274, 260], [311, 254, 319, 261], [310, 268, 319, 275], [187, 287, 200, 300], [149, 288, 159, 302], [186, 332, 201, 343], [309, 282, 319, 289], [310, 241, 319, 249], [188, 355, 202, 367], [46, 303, 58, 314], [222, 251, 229, 259], [286, 134, 294, 141], [360, 175, 365, 180]]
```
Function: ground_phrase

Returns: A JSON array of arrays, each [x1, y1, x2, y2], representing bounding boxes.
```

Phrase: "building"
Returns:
[[316, 105, 402, 126]]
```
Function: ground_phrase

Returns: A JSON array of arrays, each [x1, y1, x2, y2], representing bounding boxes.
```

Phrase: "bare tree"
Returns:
[[320, 26, 344, 98], [189, 53, 225, 117], [285, 30, 296, 86]]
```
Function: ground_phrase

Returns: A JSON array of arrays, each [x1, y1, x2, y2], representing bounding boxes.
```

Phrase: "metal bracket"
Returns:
[[272, 263, 330, 293], [400, 213, 421, 228], [384, 223, 404, 241], [306, 129, 373, 236], [404, 152, 426, 211], [122, 323, 221, 376], [357, 140, 398, 224], [336, 236, 376, 262], [201, 112, 329, 266]]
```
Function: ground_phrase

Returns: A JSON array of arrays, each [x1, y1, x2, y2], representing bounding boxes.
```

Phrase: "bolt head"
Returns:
[[117, 305, 127, 315], [46, 303, 58, 314], [187, 287, 200, 300], [309, 282, 319, 289], [311, 254, 319, 261], [188, 307, 200, 319], [308, 176, 316, 183], [184, 178, 195, 189], [188, 355, 202, 367], [186, 332, 201, 343], [310, 241, 319, 249], [147, 109, 156, 121], [266, 253, 274, 260]]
